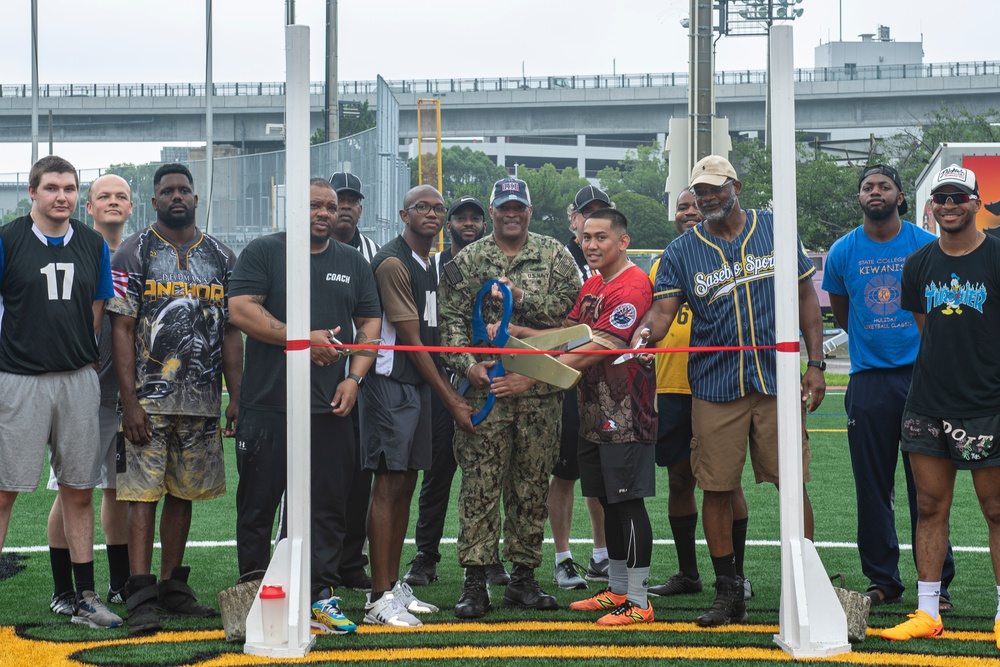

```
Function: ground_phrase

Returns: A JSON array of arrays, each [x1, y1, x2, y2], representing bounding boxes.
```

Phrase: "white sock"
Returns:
[[995, 585, 1000, 622], [592, 547, 609, 562], [917, 580, 941, 619], [555, 550, 572, 565]]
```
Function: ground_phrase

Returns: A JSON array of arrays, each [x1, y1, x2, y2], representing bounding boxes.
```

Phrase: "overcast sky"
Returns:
[[0, 0, 993, 176]]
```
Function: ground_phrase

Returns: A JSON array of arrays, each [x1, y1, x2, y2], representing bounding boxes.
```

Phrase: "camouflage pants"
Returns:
[[454, 392, 561, 569]]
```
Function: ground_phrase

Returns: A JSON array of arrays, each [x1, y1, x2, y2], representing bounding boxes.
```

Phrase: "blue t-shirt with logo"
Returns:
[[822, 220, 935, 373]]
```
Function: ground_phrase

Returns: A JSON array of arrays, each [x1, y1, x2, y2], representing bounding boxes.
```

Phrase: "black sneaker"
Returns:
[[157, 566, 216, 618], [485, 562, 510, 586], [586, 557, 610, 582], [107, 585, 127, 605], [403, 552, 439, 587], [454, 566, 491, 619], [503, 565, 558, 610], [648, 572, 703, 597], [126, 574, 162, 635], [695, 576, 748, 627], [50, 590, 76, 616]]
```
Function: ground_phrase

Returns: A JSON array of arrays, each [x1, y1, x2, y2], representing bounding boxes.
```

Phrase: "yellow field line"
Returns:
[[4, 623, 998, 667]]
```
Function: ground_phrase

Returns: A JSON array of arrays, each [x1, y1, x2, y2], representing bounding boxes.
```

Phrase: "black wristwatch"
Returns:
[[347, 372, 364, 385], [806, 360, 826, 371]]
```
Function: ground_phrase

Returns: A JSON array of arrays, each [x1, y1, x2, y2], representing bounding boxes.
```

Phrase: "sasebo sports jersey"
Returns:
[[107, 225, 236, 416], [654, 209, 815, 403], [569, 264, 656, 445]]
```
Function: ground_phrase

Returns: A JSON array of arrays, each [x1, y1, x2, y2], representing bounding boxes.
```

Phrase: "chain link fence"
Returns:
[[0, 127, 410, 255]]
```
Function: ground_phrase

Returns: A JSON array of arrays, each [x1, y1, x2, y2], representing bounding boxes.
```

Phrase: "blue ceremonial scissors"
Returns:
[[458, 279, 590, 426]]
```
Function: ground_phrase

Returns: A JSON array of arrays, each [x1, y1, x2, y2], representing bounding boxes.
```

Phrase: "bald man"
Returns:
[[46, 174, 133, 620]]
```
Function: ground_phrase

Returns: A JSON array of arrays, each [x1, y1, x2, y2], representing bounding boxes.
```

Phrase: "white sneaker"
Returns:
[[364, 592, 422, 627], [393, 580, 439, 613], [71, 591, 123, 629], [743, 577, 754, 601]]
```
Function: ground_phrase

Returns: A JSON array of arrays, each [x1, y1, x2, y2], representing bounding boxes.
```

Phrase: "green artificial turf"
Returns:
[[2, 390, 998, 666]]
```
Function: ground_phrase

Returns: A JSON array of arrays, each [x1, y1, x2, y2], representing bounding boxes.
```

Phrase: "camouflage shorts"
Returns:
[[117, 414, 226, 502]]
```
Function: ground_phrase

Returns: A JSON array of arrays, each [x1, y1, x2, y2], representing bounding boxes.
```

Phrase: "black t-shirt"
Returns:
[[228, 233, 381, 412], [370, 235, 440, 386], [0, 216, 107, 374], [901, 233, 1000, 417]]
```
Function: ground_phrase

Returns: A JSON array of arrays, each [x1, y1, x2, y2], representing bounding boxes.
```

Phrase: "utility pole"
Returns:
[[325, 0, 339, 141], [690, 0, 715, 164]]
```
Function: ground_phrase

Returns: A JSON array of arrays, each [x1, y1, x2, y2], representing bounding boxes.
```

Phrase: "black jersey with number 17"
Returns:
[[0, 216, 109, 374]]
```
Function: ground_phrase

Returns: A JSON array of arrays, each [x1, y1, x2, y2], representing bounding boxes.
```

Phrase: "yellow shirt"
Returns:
[[650, 258, 692, 395]]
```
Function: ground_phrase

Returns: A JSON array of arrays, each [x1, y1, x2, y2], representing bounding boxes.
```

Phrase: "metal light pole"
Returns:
[[205, 0, 214, 233], [30, 0, 39, 165], [325, 0, 339, 141], [719, 0, 805, 144]]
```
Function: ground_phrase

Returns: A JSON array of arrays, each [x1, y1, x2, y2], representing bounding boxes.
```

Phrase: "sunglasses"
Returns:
[[931, 192, 978, 205]]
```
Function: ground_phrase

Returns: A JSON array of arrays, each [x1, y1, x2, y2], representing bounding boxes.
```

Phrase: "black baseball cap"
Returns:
[[447, 195, 486, 220], [329, 171, 364, 200], [573, 185, 611, 212], [858, 164, 907, 216]]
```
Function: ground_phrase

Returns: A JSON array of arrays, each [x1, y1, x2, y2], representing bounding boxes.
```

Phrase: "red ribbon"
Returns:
[[311, 342, 782, 355], [285, 339, 311, 351]]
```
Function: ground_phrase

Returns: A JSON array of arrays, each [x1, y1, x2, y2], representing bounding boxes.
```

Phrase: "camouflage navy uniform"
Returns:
[[439, 232, 580, 569]]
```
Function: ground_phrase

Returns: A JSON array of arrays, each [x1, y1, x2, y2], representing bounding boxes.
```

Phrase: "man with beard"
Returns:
[[110, 164, 243, 633], [647, 188, 752, 602], [881, 164, 1000, 645], [328, 171, 378, 592], [823, 165, 955, 612], [360, 186, 475, 627], [404, 195, 506, 587], [228, 177, 381, 635], [635, 155, 826, 626]]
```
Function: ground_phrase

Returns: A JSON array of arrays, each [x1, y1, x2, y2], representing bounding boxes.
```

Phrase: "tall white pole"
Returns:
[[282, 23, 313, 654], [205, 0, 214, 233], [243, 21, 313, 659], [30, 0, 39, 165], [770, 24, 849, 658]]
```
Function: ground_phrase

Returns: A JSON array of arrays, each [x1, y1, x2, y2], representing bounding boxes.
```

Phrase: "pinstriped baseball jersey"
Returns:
[[653, 209, 815, 403]]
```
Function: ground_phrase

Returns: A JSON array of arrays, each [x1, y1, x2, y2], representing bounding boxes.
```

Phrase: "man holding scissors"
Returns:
[[438, 177, 580, 618], [490, 207, 656, 625]]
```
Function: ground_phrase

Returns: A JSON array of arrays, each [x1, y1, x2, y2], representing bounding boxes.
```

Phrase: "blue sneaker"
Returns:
[[311, 596, 356, 634]]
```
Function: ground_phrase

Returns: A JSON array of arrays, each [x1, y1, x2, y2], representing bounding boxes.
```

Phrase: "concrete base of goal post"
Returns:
[[768, 24, 850, 658]]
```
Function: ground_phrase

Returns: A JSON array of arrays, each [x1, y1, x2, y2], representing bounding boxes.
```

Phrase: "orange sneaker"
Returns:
[[596, 600, 654, 626], [993, 619, 1000, 650], [879, 610, 943, 641], [568, 589, 627, 612]]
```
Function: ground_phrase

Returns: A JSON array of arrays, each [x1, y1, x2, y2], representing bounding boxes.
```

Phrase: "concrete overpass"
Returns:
[[2, 61, 998, 175]]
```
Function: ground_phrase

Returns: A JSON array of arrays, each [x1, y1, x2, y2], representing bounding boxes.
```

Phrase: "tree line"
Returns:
[[410, 105, 1000, 252]]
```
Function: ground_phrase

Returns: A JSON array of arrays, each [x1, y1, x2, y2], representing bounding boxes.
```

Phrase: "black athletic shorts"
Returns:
[[578, 436, 655, 504], [552, 388, 580, 480], [901, 408, 1000, 470], [655, 392, 693, 468]]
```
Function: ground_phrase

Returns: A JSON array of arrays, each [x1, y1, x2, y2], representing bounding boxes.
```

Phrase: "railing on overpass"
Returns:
[[2, 60, 997, 99]]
